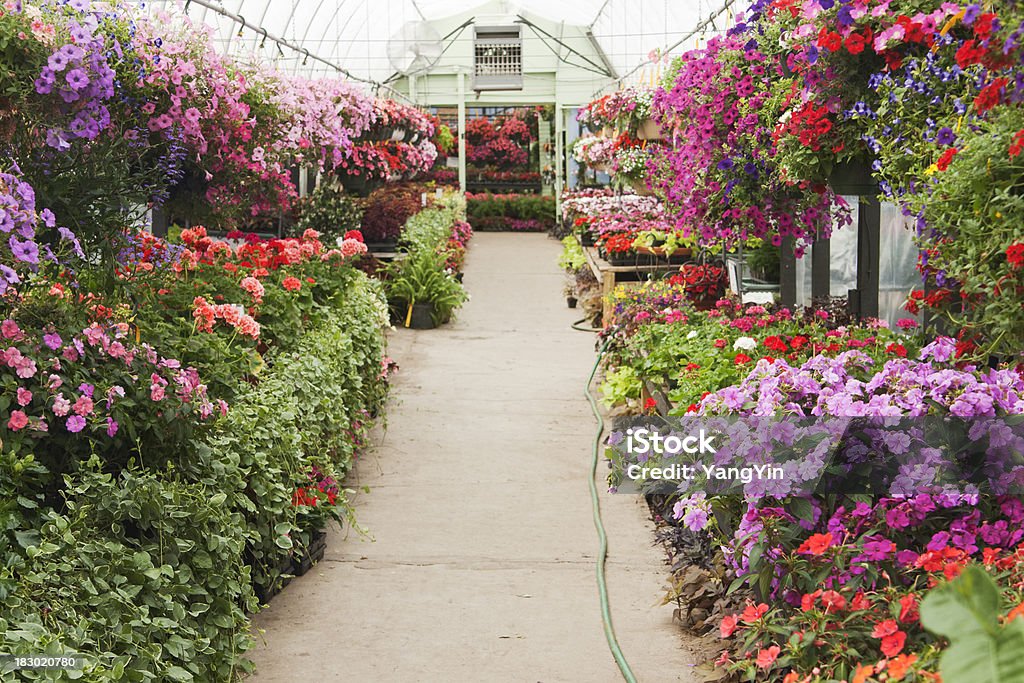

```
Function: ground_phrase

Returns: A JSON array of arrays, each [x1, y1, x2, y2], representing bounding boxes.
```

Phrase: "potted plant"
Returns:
[[386, 251, 468, 329]]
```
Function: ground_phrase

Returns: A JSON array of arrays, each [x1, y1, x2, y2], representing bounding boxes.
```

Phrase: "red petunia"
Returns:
[[797, 532, 833, 556], [935, 147, 958, 171], [974, 78, 1007, 114], [955, 39, 985, 69], [1009, 130, 1024, 158], [845, 32, 867, 54], [817, 28, 842, 52]]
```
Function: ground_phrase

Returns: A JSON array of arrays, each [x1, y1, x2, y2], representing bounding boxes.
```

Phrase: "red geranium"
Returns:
[[1007, 243, 1024, 270], [282, 276, 302, 291]]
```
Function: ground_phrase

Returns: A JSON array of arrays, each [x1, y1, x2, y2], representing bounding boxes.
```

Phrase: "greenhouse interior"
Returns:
[[1, 0, 1023, 680]]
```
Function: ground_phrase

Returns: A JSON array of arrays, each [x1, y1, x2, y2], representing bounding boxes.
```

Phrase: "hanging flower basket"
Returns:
[[628, 177, 654, 196], [637, 119, 663, 141]]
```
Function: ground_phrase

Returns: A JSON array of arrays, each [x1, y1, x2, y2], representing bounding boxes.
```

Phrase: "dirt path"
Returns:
[[248, 233, 703, 682]]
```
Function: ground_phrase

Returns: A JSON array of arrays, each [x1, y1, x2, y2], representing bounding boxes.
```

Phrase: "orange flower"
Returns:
[[1007, 602, 1024, 622], [886, 653, 918, 680], [797, 532, 833, 556], [852, 663, 874, 683]]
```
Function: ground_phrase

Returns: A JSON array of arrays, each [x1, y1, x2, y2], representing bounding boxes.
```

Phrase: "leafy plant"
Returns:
[[387, 251, 467, 326], [921, 565, 1024, 683], [294, 182, 365, 244]]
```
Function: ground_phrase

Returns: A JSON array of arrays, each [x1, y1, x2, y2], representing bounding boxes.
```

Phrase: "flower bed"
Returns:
[[465, 192, 555, 232], [0, 1, 423, 677], [385, 190, 470, 328]]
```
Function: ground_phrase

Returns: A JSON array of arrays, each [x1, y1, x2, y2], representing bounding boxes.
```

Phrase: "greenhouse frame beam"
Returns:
[[180, 0, 382, 88], [516, 16, 615, 78], [609, 0, 738, 89]]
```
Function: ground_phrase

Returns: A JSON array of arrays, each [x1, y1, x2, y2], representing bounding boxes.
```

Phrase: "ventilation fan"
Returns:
[[386, 21, 443, 76]]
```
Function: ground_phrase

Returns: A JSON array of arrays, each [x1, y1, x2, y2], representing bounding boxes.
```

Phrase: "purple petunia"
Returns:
[[65, 68, 89, 91], [935, 127, 956, 146], [9, 236, 38, 265], [0, 265, 19, 284]]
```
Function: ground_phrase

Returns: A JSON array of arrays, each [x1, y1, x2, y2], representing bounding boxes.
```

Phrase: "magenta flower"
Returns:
[[65, 415, 86, 433]]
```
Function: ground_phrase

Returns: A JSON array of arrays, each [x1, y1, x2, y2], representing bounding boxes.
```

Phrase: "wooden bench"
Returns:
[[581, 243, 681, 325]]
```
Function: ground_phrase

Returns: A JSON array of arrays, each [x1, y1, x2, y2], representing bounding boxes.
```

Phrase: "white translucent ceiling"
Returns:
[[145, 0, 733, 85]]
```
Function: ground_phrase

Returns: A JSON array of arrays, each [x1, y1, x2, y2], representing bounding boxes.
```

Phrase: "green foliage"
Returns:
[[599, 366, 643, 408], [465, 193, 555, 231], [0, 273, 390, 679], [921, 566, 1024, 683], [558, 236, 587, 273], [0, 463, 256, 682], [387, 251, 467, 326], [294, 183, 365, 244]]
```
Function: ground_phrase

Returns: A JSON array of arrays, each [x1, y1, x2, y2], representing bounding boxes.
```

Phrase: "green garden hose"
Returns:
[[584, 336, 639, 683]]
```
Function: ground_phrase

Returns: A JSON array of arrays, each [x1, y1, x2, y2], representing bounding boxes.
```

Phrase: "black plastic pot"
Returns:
[[292, 530, 328, 577], [567, 296, 578, 309], [828, 159, 879, 195], [409, 303, 436, 330], [455, 272, 464, 283], [365, 239, 399, 253], [579, 232, 595, 247]]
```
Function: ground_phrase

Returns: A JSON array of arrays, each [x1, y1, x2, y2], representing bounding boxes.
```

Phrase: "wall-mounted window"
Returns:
[[473, 25, 523, 91]]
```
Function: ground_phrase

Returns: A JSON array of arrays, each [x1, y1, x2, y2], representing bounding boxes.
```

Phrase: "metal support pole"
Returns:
[[811, 234, 830, 302], [555, 105, 565, 217], [457, 71, 467, 194], [856, 196, 881, 319], [780, 236, 797, 308]]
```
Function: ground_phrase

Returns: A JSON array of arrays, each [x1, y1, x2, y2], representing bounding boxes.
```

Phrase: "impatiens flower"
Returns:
[[65, 414, 86, 433], [16, 387, 31, 406], [72, 395, 93, 416], [719, 614, 739, 638], [106, 417, 118, 437], [52, 394, 70, 416], [880, 630, 906, 657], [797, 532, 833, 555], [2, 319, 23, 339], [740, 603, 769, 623], [8, 409, 28, 431], [755, 645, 780, 669], [43, 332, 62, 349]]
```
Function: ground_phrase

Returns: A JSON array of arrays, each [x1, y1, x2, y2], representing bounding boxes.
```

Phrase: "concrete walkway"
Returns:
[[248, 233, 702, 682]]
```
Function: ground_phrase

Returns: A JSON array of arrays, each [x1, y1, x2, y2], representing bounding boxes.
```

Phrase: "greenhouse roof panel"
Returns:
[[147, 0, 723, 85]]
